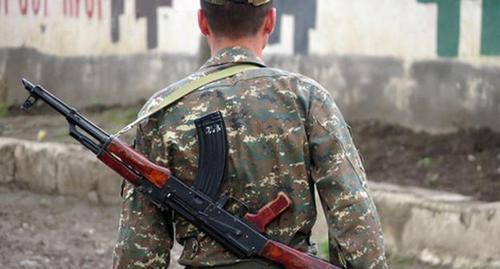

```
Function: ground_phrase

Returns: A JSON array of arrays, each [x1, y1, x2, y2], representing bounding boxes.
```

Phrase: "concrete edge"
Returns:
[[0, 137, 122, 205], [369, 182, 500, 269]]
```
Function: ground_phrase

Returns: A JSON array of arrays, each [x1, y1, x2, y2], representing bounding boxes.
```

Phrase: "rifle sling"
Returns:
[[114, 64, 260, 137]]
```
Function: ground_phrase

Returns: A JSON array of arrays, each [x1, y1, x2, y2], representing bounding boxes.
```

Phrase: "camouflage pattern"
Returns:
[[186, 260, 282, 269], [113, 47, 388, 269], [204, 0, 271, 7]]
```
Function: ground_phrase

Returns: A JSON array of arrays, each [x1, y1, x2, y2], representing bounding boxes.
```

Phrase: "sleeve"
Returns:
[[112, 117, 174, 269], [307, 88, 388, 269]]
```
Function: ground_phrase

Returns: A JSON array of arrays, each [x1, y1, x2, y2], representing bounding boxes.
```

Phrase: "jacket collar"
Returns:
[[200, 46, 266, 70]]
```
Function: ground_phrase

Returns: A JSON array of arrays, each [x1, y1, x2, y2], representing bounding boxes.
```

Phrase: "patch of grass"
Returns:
[[93, 106, 141, 134], [417, 157, 433, 168], [425, 173, 440, 186], [102, 107, 138, 126], [318, 241, 329, 259], [0, 102, 8, 118]]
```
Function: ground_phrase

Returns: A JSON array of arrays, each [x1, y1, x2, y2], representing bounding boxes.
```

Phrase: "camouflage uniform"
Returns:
[[113, 47, 388, 269]]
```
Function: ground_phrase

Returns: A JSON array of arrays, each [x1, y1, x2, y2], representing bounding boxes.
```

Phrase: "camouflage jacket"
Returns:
[[113, 47, 387, 269]]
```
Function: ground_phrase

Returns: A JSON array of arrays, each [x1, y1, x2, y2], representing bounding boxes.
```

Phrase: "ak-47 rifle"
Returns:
[[20, 79, 343, 269]]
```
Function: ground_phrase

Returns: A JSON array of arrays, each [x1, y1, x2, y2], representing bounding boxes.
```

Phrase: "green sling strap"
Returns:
[[114, 64, 260, 137]]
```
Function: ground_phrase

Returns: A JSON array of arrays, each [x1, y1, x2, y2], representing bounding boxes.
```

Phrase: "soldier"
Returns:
[[113, 1, 388, 268]]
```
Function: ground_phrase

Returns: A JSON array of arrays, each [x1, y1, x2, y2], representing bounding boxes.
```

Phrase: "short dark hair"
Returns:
[[200, 1, 273, 39]]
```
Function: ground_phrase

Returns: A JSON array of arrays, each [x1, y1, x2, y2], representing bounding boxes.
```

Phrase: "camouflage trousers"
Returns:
[[184, 260, 283, 269]]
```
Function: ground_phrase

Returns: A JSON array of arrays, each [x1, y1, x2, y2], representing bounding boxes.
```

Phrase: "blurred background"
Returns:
[[0, 0, 499, 268]]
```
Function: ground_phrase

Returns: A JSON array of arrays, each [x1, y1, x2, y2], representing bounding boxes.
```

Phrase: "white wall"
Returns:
[[1, 0, 498, 65], [1, 0, 500, 132]]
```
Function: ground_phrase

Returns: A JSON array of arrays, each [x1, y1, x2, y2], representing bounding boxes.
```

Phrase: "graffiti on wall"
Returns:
[[270, 0, 317, 55], [418, 0, 500, 57], [111, 0, 320, 53], [0, 0, 50, 16], [63, 0, 103, 19], [111, 0, 172, 49], [1, 0, 499, 58], [0, 0, 103, 19], [1, 0, 175, 51], [0, 0, 7, 14]]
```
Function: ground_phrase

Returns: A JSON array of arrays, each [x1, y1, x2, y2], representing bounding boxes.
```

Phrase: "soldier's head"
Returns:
[[198, 0, 276, 53]]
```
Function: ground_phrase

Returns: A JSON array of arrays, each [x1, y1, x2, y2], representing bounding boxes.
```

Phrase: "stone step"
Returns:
[[0, 137, 121, 205], [371, 182, 500, 269]]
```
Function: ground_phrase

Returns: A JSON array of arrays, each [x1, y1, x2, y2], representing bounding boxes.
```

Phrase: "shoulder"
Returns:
[[240, 67, 329, 94], [244, 67, 321, 87], [138, 66, 334, 118], [138, 71, 207, 117], [244, 67, 333, 113]]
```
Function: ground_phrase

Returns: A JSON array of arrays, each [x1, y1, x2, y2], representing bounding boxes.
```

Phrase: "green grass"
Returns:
[[319, 241, 329, 259], [417, 157, 433, 168], [87, 106, 140, 135], [100, 107, 138, 126], [0, 102, 8, 118]]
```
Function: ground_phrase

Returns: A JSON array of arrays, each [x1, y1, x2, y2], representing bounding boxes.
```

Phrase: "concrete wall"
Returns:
[[1, 47, 198, 107], [269, 55, 500, 132], [0, 138, 122, 205], [1, 0, 499, 132], [371, 182, 500, 269]]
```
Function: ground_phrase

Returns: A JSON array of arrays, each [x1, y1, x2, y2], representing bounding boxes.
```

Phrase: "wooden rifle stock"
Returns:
[[261, 241, 341, 269], [245, 192, 292, 233], [102, 138, 172, 188]]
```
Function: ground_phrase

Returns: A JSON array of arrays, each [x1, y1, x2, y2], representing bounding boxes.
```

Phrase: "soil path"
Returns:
[[0, 185, 183, 269], [353, 121, 500, 201]]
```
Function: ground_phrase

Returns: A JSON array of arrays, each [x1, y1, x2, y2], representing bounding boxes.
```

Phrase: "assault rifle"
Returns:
[[20, 79, 342, 269]]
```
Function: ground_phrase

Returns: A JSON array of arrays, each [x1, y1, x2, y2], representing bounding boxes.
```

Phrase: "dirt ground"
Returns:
[[0, 184, 451, 269], [1, 106, 499, 201], [351, 120, 500, 202], [0, 185, 184, 269]]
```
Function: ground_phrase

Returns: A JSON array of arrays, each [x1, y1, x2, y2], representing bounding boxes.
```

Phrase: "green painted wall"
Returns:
[[418, 0, 460, 58], [417, 0, 500, 58], [481, 0, 500, 56]]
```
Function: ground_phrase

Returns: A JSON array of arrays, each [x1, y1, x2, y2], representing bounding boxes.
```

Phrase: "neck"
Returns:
[[208, 35, 264, 58]]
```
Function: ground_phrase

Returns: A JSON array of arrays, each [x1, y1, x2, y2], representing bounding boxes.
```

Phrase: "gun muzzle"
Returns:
[[22, 78, 35, 91], [21, 78, 39, 111]]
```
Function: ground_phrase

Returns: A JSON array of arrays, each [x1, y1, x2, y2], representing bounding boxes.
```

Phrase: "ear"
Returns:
[[198, 9, 210, 36], [263, 8, 276, 35]]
